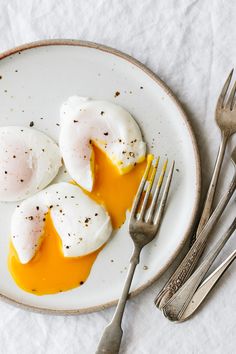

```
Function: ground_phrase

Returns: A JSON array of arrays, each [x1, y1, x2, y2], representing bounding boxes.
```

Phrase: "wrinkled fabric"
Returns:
[[0, 1, 236, 353]]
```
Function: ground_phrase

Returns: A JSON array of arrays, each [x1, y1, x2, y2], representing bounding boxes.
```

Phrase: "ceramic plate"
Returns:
[[0, 40, 200, 314]]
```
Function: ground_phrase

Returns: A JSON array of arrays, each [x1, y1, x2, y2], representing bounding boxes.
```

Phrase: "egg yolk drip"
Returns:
[[8, 146, 147, 295], [84, 145, 147, 229]]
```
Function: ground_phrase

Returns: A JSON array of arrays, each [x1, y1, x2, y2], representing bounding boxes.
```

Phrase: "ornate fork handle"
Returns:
[[155, 174, 236, 309]]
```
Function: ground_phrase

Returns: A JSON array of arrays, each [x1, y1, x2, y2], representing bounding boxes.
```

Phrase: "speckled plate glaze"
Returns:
[[0, 40, 201, 315]]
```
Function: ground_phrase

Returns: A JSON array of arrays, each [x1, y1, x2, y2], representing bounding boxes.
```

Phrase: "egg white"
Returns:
[[0, 126, 62, 202], [59, 96, 146, 191], [11, 182, 112, 264]]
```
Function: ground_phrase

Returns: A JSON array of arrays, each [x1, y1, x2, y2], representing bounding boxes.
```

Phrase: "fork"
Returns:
[[155, 70, 236, 309], [96, 156, 175, 354], [195, 69, 236, 236]]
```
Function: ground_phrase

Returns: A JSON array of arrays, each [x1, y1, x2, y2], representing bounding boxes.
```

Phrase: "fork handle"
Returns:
[[96, 244, 142, 354], [162, 216, 236, 321], [196, 132, 229, 237], [155, 174, 236, 309]]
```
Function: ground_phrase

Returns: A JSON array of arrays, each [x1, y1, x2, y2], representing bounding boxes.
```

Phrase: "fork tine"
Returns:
[[130, 155, 153, 219], [139, 157, 159, 220], [216, 69, 234, 109], [226, 80, 236, 110], [153, 161, 175, 226], [147, 159, 168, 223]]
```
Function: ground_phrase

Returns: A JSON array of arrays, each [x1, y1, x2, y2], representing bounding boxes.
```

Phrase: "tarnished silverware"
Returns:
[[162, 216, 236, 321], [181, 249, 236, 321], [96, 156, 174, 354], [155, 71, 236, 309], [162, 147, 236, 321]]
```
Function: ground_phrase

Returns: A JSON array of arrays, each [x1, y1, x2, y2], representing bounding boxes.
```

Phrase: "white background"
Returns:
[[0, 1, 236, 353]]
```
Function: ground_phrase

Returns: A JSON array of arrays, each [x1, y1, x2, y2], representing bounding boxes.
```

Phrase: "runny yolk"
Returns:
[[83, 145, 147, 229], [8, 146, 147, 295], [8, 213, 100, 295]]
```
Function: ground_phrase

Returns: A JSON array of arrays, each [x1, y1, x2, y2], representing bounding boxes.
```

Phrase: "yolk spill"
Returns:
[[8, 213, 100, 295], [8, 146, 147, 295], [84, 145, 147, 229]]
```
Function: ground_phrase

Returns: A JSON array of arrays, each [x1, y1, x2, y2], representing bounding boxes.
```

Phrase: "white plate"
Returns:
[[0, 40, 200, 314]]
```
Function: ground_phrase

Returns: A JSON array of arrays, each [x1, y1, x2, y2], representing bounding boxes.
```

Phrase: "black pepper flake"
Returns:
[[4, 171, 7, 174], [20, 179, 24, 182], [104, 132, 108, 136], [89, 139, 92, 144], [95, 213, 98, 216], [80, 281, 84, 285], [49, 205, 53, 209], [176, 168, 179, 172], [70, 196, 75, 198], [56, 123, 60, 126], [129, 152, 135, 157], [100, 111, 104, 115], [42, 149, 45, 152], [140, 86, 143, 89], [43, 218, 46, 222], [114, 91, 120, 97], [84, 217, 91, 223], [15, 70, 18, 73], [13, 155, 16, 158], [36, 206, 39, 210], [29, 121, 34, 127], [31, 289, 36, 292], [118, 139, 122, 143], [68, 233, 71, 236], [73, 120, 78, 123], [28, 216, 34, 220], [66, 245, 70, 249]]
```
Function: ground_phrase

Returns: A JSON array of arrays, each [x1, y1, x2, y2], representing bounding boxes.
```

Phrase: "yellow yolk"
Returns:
[[84, 145, 147, 229], [8, 213, 100, 295], [8, 146, 147, 295]]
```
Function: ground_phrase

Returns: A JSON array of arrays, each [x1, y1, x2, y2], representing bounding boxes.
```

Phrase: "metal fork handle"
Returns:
[[155, 174, 236, 309], [162, 216, 236, 321], [181, 249, 236, 321], [196, 132, 229, 237], [96, 244, 142, 354]]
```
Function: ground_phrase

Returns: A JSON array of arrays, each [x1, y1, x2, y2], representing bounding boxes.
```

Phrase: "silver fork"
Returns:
[[155, 70, 236, 309], [196, 69, 236, 236], [96, 157, 175, 354]]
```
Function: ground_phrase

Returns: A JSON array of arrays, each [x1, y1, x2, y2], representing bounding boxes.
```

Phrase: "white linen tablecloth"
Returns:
[[0, 1, 236, 353]]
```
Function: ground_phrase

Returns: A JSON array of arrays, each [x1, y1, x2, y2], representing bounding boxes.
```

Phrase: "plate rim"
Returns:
[[0, 39, 201, 315]]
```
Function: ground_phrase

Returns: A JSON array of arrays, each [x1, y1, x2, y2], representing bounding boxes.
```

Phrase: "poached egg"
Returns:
[[11, 182, 112, 264], [59, 96, 146, 191], [0, 126, 62, 202]]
